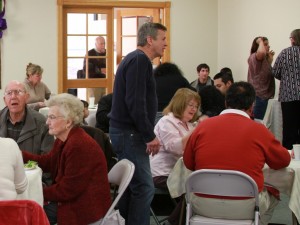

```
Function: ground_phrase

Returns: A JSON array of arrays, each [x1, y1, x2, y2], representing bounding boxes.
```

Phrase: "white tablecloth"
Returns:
[[263, 99, 282, 143], [167, 158, 300, 223], [86, 107, 97, 127], [39, 106, 97, 127], [17, 167, 43, 206]]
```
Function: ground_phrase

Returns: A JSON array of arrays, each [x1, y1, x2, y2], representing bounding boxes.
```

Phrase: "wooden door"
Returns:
[[116, 8, 161, 66]]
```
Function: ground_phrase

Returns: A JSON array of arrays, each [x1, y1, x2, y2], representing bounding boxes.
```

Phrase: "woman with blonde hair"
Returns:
[[24, 63, 51, 110], [150, 88, 200, 225]]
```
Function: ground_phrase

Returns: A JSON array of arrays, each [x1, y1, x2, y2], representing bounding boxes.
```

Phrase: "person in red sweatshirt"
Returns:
[[183, 81, 291, 225]]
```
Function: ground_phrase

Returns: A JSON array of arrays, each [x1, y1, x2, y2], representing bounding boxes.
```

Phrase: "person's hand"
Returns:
[[146, 137, 160, 156], [256, 37, 263, 44], [38, 102, 46, 108], [199, 115, 209, 123], [291, 149, 295, 159], [267, 50, 275, 64], [268, 50, 275, 57]]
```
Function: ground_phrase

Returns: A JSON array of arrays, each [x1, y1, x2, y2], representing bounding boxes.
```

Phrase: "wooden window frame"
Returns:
[[57, 0, 171, 94]]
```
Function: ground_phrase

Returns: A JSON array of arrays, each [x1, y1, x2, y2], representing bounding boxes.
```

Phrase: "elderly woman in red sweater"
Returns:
[[22, 93, 111, 225]]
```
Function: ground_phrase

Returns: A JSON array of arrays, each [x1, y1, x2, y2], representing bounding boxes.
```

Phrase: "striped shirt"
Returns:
[[273, 46, 300, 102]]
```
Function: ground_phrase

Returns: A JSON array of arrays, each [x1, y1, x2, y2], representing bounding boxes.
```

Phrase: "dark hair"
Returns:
[[81, 99, 89, 108], [154, 62, 184, 77], [220, 67, 232, 76], [213, 72, 234, 84], [199, 86, 225, 117], [250, 36, 268, 54], [137, 22, 167, 47], [225, 81, 256, 110], [196, 63, 210, 73]]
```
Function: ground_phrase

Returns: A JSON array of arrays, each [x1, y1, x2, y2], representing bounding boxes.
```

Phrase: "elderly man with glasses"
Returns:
[[0, 80, 54, 156]]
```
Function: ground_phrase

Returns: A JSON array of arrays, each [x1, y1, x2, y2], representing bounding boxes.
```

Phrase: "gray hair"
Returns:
[[291, 29, 300, 46], [46, 93, 84, 126], [137, 22, 167, 47], [5, 80, 28, 93]]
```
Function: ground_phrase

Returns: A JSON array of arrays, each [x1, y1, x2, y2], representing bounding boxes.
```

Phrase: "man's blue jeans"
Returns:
[[253, 96, 269, 120], [109, 127, 155, 225]]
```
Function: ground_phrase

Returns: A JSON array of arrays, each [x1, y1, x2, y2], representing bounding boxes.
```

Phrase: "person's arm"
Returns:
[[255, 37, 267, 61], [22, 149, 52, 173], [44, 83, 51, 100], [267, 50, 275, 65], [43, 140, 104, 202], [156, 117, 193, 156], [272, 51, 284, 80], [183, 127, 200, 171], [182, 132, 193, 150], [263, 128, 291, 169], [12, 141, 28, 194], [146, 137, 160, 156], [27, 102, 46, 111]]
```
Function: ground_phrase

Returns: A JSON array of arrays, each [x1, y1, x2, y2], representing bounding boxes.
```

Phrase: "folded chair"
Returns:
[[100, 159, 135, 225], [185, 169, 259, 225]]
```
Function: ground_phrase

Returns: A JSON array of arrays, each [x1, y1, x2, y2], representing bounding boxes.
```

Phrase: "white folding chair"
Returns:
[[100, 159, 135, 225], [185, 169, 259, 225]]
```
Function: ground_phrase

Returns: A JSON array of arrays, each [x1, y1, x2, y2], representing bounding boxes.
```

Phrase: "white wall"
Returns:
[[170, 0, 218, 80], [1, 0, 57, 108], [1, 0, 299, 108], [218, 0, 300, 98]]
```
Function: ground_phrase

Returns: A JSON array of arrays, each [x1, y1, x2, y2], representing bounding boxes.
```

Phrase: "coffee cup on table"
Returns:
[[293, 144, 300, 160]]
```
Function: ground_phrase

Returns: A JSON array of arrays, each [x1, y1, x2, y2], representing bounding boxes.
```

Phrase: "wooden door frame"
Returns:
[[57, 1, 171, 93]]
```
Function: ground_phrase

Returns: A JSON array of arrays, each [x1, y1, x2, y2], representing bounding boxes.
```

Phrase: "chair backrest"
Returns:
[[86, 112, 97, 127], [185, 169, 259, 201], [81, 125, 117, 171], [185, 169, 259, 224], [77, 69, 85, 79], [104, 159, 135, 217], [0, 200, 50, 225]]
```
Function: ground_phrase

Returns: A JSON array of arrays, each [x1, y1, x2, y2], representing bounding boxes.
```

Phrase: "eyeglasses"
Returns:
[[187, 103, 199, 110], [46, 115, 65, 121], [4, 89, 26, 97]]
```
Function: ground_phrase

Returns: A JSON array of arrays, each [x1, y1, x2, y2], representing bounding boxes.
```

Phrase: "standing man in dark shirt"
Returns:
[[109, 22, 167, 225], [83, 36, 106, 105], [83, 36, 106, 78]]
